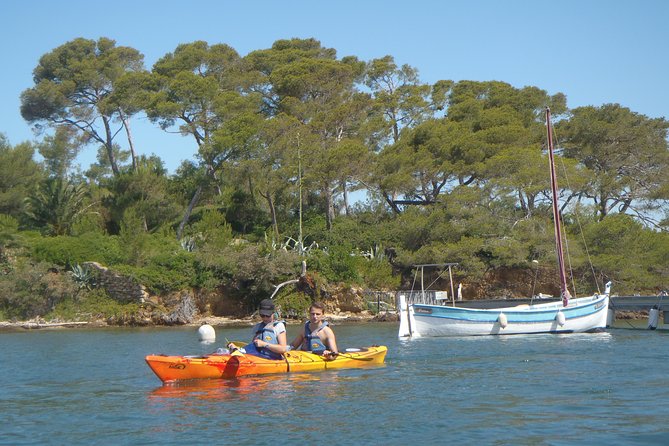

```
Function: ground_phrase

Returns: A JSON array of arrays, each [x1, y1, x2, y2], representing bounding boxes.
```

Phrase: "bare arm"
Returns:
[[290, 332, 305, 350], [323, 326, 338, 356]]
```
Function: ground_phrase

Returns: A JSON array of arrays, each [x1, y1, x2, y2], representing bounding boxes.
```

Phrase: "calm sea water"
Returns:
[[1, 322, 668, 445]]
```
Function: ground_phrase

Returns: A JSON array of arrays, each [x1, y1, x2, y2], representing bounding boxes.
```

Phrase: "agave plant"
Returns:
[[70, 263, 96, 290], [265, 233, 319, 256], [180, 236, 197, 252]]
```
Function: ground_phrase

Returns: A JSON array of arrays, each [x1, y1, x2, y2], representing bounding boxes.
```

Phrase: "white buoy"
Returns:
[[498, 312, 508, 329], [198, 324, 216, 343], [556, 311, 566, 326], [648, 308, 660, 330]]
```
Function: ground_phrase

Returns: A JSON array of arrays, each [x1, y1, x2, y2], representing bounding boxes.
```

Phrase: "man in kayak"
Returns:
[[290, 302, 339, 359], [227, 299, 288, 359]]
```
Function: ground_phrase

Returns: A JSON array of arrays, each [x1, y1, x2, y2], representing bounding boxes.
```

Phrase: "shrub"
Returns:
[[47, 288, 139, 321], [114, 250, 198, 294], [0, 260, 78, 319], [70, 263, 96, 290], [358, 258, 400, 290], [307, 246, 361, 283], [273, 288, 313, 319], [29, 233, 124, 267]]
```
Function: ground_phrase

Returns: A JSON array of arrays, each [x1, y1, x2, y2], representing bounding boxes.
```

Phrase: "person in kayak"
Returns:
[[227, 299, 288, 360], [290, 302, 339, 359]]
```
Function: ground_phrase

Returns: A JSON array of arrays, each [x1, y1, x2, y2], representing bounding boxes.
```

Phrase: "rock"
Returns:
[[161, 292, 198, 325]]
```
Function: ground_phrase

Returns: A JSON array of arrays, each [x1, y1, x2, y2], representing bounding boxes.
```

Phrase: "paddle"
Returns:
[[333, 352, 374, 362], [225, 338, 246, 356], [314, 348, 375, 362]]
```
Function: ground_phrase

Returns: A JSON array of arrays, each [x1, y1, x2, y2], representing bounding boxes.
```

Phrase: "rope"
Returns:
[[426, 268, 449, 291]]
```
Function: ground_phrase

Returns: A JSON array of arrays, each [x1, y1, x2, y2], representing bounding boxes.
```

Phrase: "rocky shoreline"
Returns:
[[0, 310, 397, 331]]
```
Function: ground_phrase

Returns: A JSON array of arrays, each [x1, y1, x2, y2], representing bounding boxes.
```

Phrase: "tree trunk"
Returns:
[[260, 190, 280, 241], [382, 190, 402, 214], [518, 190, 528, 215], [341, 180, 350, 216], [325, 186, 335, 230], [120, 111, 138, 171], [176, 186, 202, 241], [102, 116, 120, 176]]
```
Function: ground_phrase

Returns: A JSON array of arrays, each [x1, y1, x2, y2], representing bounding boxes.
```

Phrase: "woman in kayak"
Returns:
[[228, 299, 288, 359], [290, 302, 339, 359]]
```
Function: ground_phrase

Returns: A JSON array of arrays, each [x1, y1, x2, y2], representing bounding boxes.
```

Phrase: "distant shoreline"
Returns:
[[0, 311, 391, 332]]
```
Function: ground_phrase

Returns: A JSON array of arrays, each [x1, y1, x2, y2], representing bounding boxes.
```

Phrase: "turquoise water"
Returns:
[[1, 323, 668, 445]]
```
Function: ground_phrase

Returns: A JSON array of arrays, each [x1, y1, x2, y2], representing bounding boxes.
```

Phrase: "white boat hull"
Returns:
[[399, 294, 609, 338]]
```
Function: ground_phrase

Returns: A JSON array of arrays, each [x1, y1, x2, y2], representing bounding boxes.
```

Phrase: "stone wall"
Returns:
[[84, 262, 149, 303]]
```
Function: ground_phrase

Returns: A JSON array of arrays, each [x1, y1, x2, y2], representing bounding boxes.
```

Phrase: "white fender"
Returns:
[[556, 311, 566, 326], [606, 308, 615, 327], [648, 307, 660, 330], [498, 312, 508, 329], [605, 281, 612, 295], [398, 294, 411, 338]]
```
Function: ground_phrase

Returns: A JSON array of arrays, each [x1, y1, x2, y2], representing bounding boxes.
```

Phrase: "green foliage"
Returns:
[[358, 257, 400, 290], [201, 243, 302, 303], [560, 104, 669, 220], [118, 207, 150, 265], [70, 212, 107, 236], [70, 263, 96, 290], [24, 177, 91, 235], [20, 37, 145, 176], [0, 260, 78, 319], [0, 137, 44, 219], [114, 250, 198, 293], [222, 190, 269, 238], [3, 39, 669, 316], [0, 214, 21, 247], [308, 245, 361, 283], [30, 232, 124, 267], [102, 163, 181, 234], [187, 207, 233, 251], [580, 214, 669, 293], [47, 288, 140, 321], [273, 288, 313, 319], [36, 127, 80, 179]]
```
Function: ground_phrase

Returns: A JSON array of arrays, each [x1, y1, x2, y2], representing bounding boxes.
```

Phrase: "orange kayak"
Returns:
[[145, 346, 387, 383]]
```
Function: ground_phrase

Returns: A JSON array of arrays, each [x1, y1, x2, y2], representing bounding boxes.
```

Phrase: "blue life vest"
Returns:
[[248, 321, 285, 360], [304, 321, 329, 354]]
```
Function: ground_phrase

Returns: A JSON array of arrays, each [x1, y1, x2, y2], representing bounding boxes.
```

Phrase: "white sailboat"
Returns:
[[398, 108, 611, 338]]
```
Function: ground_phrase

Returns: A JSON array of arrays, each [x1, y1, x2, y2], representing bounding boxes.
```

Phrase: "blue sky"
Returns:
[[2, 0, 668, 173]]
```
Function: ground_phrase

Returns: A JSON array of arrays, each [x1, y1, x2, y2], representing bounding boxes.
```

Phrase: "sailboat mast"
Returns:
[[545, 108, 570, 307]]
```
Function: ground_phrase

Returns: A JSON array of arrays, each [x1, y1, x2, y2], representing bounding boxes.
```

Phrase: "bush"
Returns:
[[29, 233, 124, 267], [114, 250, 198, 294], [200, 243, 302, 306], [273, 288, 313, 319], [358, 258, 400, 290], [0, 260, 79, 319], [47, 288, 139, 321], [307, 246, 361, 283]]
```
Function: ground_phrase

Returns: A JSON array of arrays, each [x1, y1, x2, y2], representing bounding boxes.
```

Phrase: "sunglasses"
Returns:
[[261, 314, 273, 318]]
